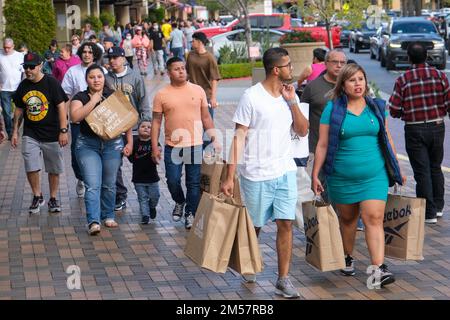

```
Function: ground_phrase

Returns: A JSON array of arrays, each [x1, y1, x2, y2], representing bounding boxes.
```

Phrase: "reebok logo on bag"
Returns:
[[384, 221, 408, 245], [383, 206, 411, 245], [305, 230, 318, 255], [384, 205, 411, 222], [383, 195, 425, 260]]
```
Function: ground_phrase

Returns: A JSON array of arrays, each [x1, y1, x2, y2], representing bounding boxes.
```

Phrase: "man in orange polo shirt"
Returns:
[[151, 57, 220, 230]]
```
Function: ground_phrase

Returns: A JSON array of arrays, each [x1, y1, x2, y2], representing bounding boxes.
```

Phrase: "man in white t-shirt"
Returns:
[[222, 48, 309, 299], [0, 38, 24, 138]]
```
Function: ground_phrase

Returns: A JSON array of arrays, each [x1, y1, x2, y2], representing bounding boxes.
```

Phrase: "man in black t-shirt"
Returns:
[[11, 52, 69, 214], [148, 23, 166, 75]]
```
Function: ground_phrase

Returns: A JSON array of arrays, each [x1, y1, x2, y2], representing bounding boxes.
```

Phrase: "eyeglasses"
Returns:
[[23, 65, 36, 70], [82, 50, 93, 54], [327, 60, 347, 66], [275, 62, 293, 69]]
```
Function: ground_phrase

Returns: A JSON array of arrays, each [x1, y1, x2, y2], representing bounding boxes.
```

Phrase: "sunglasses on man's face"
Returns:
[[23, 65, 36, 70]]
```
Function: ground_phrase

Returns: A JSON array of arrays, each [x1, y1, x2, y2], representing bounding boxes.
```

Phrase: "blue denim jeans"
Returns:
[[70, 123, 82, 181], [171, 47, 184, 61], [75, 134, 123, 226], [0, 91, 15, 137], [134, 183, 160, 217], [164, 145, 202, 216]]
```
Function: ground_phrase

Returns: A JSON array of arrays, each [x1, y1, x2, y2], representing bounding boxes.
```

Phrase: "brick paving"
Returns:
[[0, 75, 449, 300]]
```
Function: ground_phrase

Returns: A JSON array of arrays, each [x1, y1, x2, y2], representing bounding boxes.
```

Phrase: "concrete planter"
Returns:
[[281, 42, 326, 79]]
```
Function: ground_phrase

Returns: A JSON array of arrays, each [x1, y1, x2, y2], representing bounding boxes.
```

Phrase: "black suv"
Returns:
[[349, 22, 377, 53], [380, 17, 446, 70]]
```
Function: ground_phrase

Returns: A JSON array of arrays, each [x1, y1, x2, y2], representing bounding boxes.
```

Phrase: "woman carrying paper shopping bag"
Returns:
[[70, 65, 133, 235], [312, 63, 405, 288]]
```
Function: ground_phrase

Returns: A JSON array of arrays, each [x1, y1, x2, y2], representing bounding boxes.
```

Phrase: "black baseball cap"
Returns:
[[103, 36, 115, 43], [22, 52, 43, 66], [107, 46, 125, 58]]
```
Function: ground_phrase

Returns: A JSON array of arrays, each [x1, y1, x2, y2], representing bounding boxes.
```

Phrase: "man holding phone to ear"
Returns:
[[221, 48, 308, 299]]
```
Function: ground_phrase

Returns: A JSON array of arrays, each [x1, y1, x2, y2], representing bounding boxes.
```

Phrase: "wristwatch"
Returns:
[[60, 128, 68, 133]]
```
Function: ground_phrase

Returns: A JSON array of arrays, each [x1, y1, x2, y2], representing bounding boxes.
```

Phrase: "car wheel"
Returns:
[[437, 62, 446, 70], [386, 59, 395, 70]]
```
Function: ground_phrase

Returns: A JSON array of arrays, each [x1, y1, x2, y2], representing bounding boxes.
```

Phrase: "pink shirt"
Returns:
[[307, 63, 326, 82], [52, 55, 81, 83]]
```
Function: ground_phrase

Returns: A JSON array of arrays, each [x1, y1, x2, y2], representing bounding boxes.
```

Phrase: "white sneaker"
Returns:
[[437, 211, 443, 218], [425, 218, 437, 224], [76, 180, 85, 198]]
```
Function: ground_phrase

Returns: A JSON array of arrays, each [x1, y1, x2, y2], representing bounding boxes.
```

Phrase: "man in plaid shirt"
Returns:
[[388, 42, 450, 224]]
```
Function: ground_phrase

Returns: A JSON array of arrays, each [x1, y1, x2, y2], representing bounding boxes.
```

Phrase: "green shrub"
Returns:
[[218, 44, 249, 64], [83, 15, 102, 32], [145, 8, 165, 23], [219, 62, 263, 79], [100, 11, 116, 27], [4, 0, 56, 54]]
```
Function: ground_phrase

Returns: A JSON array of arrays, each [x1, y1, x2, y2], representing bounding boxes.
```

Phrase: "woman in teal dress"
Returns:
[[312, 63, 404, 287]]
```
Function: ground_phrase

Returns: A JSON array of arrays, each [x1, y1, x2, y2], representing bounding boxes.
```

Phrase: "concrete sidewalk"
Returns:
[[0, 75, 449, 300]]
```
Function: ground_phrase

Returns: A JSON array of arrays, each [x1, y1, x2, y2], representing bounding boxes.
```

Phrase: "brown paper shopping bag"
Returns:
[[85, 91, 139, 140], [302, 200, 345, 271], [184, 192, 240, 273], [200, 156, 243, 205], [200, 156, 225, 195], [384, 193, 425, 260], [228, 206, 263, 275]]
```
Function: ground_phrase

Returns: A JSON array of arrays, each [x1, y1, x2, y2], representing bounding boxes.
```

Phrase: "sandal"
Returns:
[[104, 219, 118, 228], [88, 223, 101, 235]]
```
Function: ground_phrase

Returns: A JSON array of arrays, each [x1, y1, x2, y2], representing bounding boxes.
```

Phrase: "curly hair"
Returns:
[[76, 42, 103, 62]]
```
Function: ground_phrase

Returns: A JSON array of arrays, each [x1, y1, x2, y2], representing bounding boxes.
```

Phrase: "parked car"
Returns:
[[210, 28, 286, 61], [338, 21, 351, 48], [369, 26, 387, 61], [195, 13, 341, 48], [379, 17, 446, 70], [349, 22, 377, 53]]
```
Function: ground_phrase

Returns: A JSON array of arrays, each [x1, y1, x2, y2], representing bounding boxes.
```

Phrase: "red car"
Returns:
[[197, 13, 341, 48]]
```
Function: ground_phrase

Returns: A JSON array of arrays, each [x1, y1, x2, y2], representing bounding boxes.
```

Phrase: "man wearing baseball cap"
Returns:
[[11, 52, 69, 214], [105, 46, 151, 212], [101, 36, 115, 69]]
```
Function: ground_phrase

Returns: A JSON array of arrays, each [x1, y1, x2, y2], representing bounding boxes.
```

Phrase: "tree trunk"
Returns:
[[240, 5, 254, 62], [326, 18, 333, 50]]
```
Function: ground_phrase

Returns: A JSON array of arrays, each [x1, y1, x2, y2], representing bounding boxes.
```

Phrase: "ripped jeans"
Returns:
[[75, 133, 123, 226]]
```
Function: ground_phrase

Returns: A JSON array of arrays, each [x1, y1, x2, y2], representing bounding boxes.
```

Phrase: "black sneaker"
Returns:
[[114, 200, 126, 211], [141, 216, 150, 225], [48, 198, 61, 213], [340, 255, 356, 276], [172, 202, 185, 222], [29, 195, 45, 214], [185, 212, 194, 230], [379, 264, 395, 287], [150, 208, 157, 219]]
